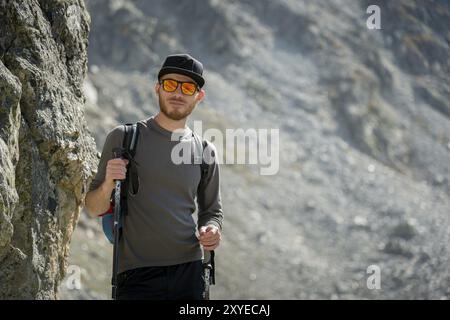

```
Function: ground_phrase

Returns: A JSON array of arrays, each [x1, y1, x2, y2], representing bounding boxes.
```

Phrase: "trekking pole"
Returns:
[[202, 250, 215, 300], [111, 147, 124, 300]]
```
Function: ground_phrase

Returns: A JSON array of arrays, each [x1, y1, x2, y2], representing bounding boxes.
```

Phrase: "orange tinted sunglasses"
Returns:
[[159, 78, 199, 96]]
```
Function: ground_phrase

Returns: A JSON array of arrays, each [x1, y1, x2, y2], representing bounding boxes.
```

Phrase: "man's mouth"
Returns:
[[168, 100, 185, 106]]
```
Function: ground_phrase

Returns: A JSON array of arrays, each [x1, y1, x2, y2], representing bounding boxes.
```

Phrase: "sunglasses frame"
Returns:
[[159, 78, 199, 96]]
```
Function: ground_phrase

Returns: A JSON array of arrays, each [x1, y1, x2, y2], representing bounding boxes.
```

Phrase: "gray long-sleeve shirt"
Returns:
[[88, 116, 223, 273]]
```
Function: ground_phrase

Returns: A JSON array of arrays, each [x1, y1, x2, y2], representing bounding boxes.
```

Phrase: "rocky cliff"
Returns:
[[0, 0, 96, 299]]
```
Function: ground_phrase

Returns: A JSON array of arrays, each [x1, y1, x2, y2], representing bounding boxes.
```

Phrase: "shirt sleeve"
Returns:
[[88, 125, 125, 192], [197, 140, 224, 231]]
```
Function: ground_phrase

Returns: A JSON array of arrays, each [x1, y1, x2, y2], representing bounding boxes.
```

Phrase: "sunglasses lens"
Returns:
[[162, 79, 177, 92], [181, 83, 197, 95]]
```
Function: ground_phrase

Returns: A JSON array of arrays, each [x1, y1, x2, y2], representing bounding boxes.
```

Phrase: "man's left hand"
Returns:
[[197, 225, 221, 251]]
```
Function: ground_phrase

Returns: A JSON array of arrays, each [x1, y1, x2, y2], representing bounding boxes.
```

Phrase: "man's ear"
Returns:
[[196, 88, 205, 102], [155, 82, 160, 95]]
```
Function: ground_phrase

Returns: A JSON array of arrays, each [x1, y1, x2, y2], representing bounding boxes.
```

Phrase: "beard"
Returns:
[[159, 94, 196, 121]]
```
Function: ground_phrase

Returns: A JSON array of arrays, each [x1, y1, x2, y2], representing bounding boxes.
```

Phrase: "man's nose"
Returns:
[[172, 85, 184, 98]]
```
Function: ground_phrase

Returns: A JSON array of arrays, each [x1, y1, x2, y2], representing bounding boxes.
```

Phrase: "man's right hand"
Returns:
[[85, 158, 129, 218], [105, 158, 129, 187]]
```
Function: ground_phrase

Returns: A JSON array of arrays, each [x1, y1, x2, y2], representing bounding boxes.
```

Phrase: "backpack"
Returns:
[[100, 122, 214, 244]]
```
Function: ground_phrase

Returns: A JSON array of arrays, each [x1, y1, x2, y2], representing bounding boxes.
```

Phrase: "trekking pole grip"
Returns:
[[113, 147, 124, 159], [112, 147, 125, 184]]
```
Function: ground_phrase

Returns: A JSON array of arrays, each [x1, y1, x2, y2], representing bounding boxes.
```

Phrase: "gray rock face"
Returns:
[[0, 0, 96, 299]]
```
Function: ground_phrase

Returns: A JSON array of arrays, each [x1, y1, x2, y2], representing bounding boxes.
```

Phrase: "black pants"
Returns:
[[117, 260, 205, 300]]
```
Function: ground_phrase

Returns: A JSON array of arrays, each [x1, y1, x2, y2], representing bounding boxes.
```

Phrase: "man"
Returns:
[[84, 53, 223, 300]]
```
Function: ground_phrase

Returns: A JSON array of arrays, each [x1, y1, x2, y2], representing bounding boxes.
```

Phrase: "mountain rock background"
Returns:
[[1, 0, 449, 299], [0, 0, 97, 299]]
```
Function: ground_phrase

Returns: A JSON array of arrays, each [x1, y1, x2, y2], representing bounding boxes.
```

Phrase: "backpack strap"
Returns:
[[122, 123, 139, 159], [200, 139, 210, 186], [192, 132, 214, 189], [120, 123, 140, 216]]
